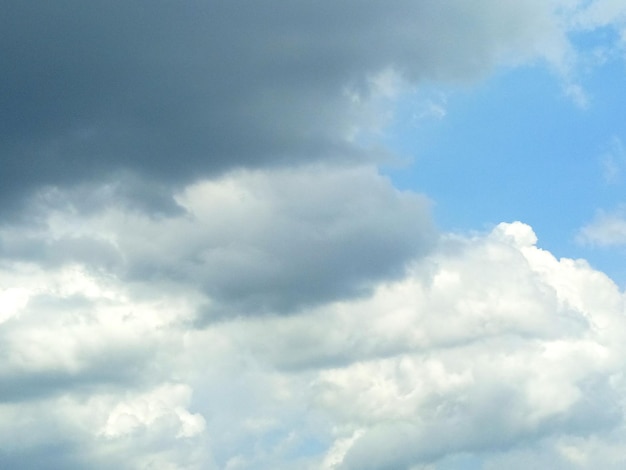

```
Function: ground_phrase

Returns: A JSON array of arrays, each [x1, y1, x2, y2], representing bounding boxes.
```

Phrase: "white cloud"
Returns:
[[98, 383, 206, 439], [2, 186, 626, 469], [261, 223, 625, 467], [578, 205, 626, 246], [300, 223, 626, 469]]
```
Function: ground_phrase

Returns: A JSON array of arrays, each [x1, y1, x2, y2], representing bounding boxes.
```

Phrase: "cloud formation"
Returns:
[[4, 1, 626, 469], [1, 165, 435, 316], [2, 0, 575, 213], [2, 218, 626, 469]]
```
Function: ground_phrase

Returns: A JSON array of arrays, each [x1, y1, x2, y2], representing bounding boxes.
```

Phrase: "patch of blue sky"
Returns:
[[382, 30, 626, 285], [434, 452, 485, 470], [569, 24, 624, 59]]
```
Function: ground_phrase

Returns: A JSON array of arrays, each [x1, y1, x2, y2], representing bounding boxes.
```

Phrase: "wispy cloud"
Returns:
[[600, 137, 626, 184], [578, 205, 626, 246]]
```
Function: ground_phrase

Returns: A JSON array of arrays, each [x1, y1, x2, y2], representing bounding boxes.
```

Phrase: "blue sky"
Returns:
[[384, 32, 626, 285], [3, 2, 626, 470]]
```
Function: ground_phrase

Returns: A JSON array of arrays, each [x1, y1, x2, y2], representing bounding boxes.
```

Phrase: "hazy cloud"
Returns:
[[600, 137, 626, 184], [3, 221, 626, 468]]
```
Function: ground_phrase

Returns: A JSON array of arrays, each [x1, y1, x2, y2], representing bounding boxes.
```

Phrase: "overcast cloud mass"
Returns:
[[2, 1, 626, 469]]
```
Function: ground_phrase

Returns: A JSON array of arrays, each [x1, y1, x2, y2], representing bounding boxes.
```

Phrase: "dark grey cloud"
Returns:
[[0, 232, 121, 269], [2, 0, 560, 212], [0, 442, 84, 470]]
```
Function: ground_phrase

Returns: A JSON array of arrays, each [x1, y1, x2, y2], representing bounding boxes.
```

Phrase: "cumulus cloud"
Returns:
[[0, 383, 212, 469], [215, 223, 626, 469], [0, 262, 210, 468], [3, 215, 626, 468]]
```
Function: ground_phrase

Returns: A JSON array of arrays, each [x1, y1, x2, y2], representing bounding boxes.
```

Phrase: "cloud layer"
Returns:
[[2, 0, 576, 213], [2, 182, 626, 468], [1, 165, 435, 316], [4, 1, 626, 469]]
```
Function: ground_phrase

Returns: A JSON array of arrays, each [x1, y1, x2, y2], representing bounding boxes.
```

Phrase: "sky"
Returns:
[[2, 1, 626, 469]]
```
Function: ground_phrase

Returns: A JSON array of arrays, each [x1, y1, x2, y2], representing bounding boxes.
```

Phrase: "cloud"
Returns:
[[307, 223, 626, 469], [0, 261, 210, 469], [3, 216, 626, 468], [1, 0, 576, 213], [5, 2, 626, 469], [578, 205, 626, 246], [600, 137, 626, 184], [1, 165, 435, 316], [571, 0, 626, 31], [194, 223, 626, 469], [0, 383, 212, 470], [0, 262, 194, 403]]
